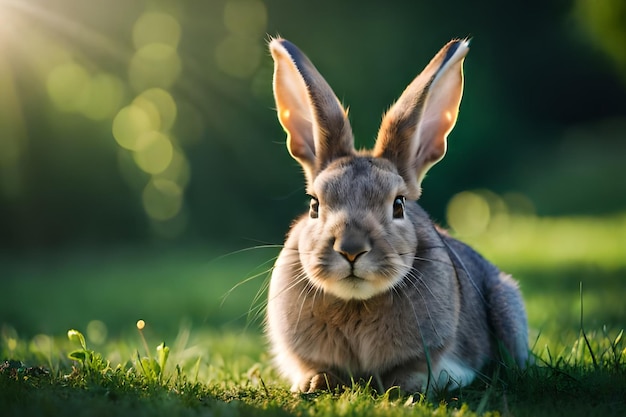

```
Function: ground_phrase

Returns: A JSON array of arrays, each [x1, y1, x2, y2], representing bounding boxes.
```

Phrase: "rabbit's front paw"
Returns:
[[299, 372, 344, 392]]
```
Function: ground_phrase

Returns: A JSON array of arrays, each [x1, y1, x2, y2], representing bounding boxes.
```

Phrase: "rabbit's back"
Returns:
[[437, 232, 529, 369]]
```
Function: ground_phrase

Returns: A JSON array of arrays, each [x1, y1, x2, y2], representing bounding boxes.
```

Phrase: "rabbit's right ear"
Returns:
[[373, 39, 469, 199], [270, 38, 354, 187]]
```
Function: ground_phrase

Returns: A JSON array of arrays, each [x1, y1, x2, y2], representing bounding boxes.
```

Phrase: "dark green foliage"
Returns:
[[1, 0, 625, 250]]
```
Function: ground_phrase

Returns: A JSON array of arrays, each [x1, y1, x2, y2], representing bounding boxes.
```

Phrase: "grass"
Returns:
[[2, 326, 625, 417], [2, 213, 626, 416]]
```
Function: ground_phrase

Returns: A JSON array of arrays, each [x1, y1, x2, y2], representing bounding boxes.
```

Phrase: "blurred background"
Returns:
[[1, 0, 625, 343]]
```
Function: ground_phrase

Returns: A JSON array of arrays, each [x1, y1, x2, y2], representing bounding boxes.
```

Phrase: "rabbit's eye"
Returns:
[[309, 197, 319, 219], [393, 196, 405, 219]]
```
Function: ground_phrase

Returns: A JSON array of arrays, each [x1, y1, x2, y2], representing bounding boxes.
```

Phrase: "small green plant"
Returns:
[[67, 329, 110, 376], [67, 324, 171, 386], [135, 342, 170, 384], [134, 320, 170, 384]]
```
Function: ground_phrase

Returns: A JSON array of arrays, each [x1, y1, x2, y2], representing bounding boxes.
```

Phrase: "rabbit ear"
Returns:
[[270, 38, 354, 186], [373, 39, 469, 199]]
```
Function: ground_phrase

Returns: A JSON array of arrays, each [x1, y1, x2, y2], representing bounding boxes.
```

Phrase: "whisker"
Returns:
[[439, 239, 488, 306], [242, 266, 312, 331], [295, 277, 317, 330], [403, 273, 443, 341], [221, 263, 276, 307], [211, 244, 283, 263], [267, 268, 312, 307], [410, 255, 455, 268], [405, 268, 446, 304]]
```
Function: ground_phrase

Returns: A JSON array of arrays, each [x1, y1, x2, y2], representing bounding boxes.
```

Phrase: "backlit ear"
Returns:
[[270, 38, 354, 187], [373, 39, 469, 199]]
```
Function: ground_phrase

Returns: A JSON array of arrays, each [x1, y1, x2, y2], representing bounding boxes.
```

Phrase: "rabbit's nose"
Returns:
[[333, 232, 371, 263]]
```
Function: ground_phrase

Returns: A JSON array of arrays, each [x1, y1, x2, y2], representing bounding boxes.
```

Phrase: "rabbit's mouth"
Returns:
[[302, 246, 410, 301], [317, 272, 399, 301], [343, 274, 364, 282]]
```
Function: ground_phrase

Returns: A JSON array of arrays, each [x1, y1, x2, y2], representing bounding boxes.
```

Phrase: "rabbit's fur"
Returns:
[[266, 37, 528, 394]]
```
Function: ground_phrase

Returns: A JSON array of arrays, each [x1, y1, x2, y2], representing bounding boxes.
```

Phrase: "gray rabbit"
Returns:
[[266, 37, 528, 393]]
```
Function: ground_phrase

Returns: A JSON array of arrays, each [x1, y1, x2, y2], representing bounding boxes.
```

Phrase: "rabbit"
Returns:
[[266, 37, 529, 394]]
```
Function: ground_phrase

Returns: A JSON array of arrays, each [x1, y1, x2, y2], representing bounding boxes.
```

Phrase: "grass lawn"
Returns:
[[2, 214, 626, 416]]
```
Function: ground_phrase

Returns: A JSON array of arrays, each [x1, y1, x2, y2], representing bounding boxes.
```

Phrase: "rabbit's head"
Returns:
[[270, 38, 468, 301]]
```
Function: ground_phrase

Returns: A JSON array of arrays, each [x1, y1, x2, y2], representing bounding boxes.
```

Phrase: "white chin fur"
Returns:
[[321, 277, 397, 300]]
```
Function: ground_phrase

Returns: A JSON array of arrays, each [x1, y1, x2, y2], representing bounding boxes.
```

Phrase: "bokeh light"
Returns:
[[2, 325, 19, 352], [215, 35, 263, 79], [134, 88, 177, 132], [129, 43, 181, 92], [81, 73, 125, 121], [215, 0, 267, 79], [129, 11, 182, 93], [142, 178, 183, 221], [155, 148, 191, 188], [112, 105, 155, 151], [502, 192, 536, 217], [446, 190, 491, 237], [574, 0, 626, 76], [30, 334, 53, 356], [223, 0, 267, 37], [47, 64, 125, 120], [114, 10, 190, 234], [133, 130, 174, 175], [86, 320, 108, 345], [130, 96, 162, 132], [46, 62, 90, 113], [132, 12, 182, 50]]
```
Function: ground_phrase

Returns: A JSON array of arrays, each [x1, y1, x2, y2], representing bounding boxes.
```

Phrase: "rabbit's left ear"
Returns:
[[270, 38, 354, 187], [373, 39, 469, 199]]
